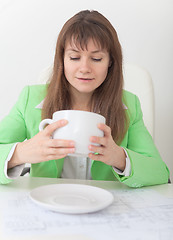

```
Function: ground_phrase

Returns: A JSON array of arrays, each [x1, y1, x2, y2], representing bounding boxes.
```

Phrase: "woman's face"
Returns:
[[64, 39, 110, 97]]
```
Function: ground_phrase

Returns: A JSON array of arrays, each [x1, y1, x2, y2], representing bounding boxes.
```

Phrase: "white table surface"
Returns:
[[0, 177, 173, 240]]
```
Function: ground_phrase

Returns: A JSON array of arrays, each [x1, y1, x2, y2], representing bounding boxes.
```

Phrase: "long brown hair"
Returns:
[[42, 10, 128, 143]]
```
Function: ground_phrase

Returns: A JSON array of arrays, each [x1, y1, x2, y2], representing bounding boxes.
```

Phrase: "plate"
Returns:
[[29, 184, 114, 214]]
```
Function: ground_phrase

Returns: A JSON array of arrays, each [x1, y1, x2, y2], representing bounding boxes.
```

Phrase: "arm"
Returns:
[[4, 143, 26, 179], [0, 86, 75, 184], [0, 87, 28, 184], [114, 95, 170, 187], [89, 94, 169, 187]]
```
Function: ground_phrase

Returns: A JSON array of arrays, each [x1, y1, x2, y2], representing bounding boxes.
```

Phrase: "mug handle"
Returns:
[[39, 119, 53, 131]]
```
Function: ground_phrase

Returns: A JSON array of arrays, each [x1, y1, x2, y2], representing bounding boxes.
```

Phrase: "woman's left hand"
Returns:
[[88, 123, 126, 171]]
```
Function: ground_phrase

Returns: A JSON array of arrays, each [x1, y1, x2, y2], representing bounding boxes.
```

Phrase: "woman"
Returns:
[[0, 10, 169, 186]]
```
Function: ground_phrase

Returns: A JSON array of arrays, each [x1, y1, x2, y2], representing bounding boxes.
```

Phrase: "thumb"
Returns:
[[44, 119, 68, 137]]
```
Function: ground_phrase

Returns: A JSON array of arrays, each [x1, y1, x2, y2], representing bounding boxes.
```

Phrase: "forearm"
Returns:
[[112, 146, 126, 171], [7, 142, 24, 169], [118, 147, 169, 187], [112, 148, 131, 177], [0, 143, 25, 184]]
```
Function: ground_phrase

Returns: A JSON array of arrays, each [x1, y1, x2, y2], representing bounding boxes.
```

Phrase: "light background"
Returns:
[[0, 0, 172, 181]]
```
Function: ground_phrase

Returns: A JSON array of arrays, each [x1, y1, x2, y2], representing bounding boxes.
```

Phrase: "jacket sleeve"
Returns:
[[0, 86, 29, 184], [113, 95, 170, 187]]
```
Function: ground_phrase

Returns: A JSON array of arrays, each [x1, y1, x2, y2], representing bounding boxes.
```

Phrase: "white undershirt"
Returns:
[[61, 156, 92, 179]]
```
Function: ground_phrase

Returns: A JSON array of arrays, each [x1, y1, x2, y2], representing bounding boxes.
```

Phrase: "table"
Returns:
[[0, 177, 173, 240]]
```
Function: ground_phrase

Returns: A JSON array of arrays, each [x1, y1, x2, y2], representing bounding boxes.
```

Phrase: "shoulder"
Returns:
[[123, 89, 139, 108], [26, 84, 47, 96], [123, 89, 137, 102], [18, 84, 48, 108], [122, 90, 142, 123], [22, 84, 47, 99]]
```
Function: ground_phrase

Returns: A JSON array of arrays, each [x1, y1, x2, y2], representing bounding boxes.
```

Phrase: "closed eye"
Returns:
[[92, 58, 102, 62], [70, 57, 80, 61]]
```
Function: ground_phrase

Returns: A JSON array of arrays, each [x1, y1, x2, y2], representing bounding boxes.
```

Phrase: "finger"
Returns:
[[88, 144, 105, 155], [47, 139, 75, 148], [90, 136, 106, 146], [46, 154, 67, 161], [48, 147, 75, 155], [46, 147, 75, 160], [88, 152, 104, 162], [97, 123, 111, 137], [44, 119, 68, 137]]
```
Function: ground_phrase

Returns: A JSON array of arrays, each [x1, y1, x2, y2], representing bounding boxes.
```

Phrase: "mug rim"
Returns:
[[53, 110, 105, 120]]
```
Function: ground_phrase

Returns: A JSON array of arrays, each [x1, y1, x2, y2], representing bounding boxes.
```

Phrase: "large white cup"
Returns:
[[39, 110, 106, 157]]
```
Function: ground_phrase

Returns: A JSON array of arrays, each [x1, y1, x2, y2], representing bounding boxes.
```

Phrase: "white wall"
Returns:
[[0, 0, 172, 181]]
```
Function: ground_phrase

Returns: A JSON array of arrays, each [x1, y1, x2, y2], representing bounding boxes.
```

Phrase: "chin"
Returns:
[[78, 89, 95, 94]]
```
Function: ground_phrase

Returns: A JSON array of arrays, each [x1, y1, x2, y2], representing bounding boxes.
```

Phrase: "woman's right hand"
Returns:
[[8, 119, 75, 169]]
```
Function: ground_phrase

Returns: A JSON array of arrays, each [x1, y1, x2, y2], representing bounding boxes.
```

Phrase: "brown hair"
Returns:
[[42, 10, 128, 143]]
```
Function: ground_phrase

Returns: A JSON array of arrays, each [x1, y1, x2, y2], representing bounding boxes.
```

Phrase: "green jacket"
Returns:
[[0, 85, 170, 187]]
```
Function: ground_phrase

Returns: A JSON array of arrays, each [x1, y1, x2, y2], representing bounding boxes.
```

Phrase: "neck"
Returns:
[[72, 98, 91, 111], [71, 92, 92, 112]]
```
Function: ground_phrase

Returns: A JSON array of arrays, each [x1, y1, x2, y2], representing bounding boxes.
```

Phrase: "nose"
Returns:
[[79, 59, 91, 74]]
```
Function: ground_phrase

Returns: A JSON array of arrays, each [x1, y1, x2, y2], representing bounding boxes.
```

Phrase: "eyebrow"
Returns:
[[65, 48, 105, 54]]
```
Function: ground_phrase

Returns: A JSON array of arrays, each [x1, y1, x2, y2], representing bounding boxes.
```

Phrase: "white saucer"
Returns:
[[29, 184, 114, 214]]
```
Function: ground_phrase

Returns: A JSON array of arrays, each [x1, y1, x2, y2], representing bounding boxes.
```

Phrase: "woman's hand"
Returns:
[[88, 123, 126, 171], [8, 120, 75, 169]]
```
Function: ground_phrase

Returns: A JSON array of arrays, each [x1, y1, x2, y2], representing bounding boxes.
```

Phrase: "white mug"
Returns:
[[39, 110, 106, 157]]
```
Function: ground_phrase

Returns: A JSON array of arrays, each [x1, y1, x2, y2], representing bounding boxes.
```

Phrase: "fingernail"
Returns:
[[70, 141, 75, 146], [89, 145, 92, 150], [70, 148, 75, 153], [90, 136, 96, 142], [61, 119, 68, 124]]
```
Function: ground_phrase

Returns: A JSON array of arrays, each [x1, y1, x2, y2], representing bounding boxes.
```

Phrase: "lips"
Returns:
[[77, 77, 94, 81]]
